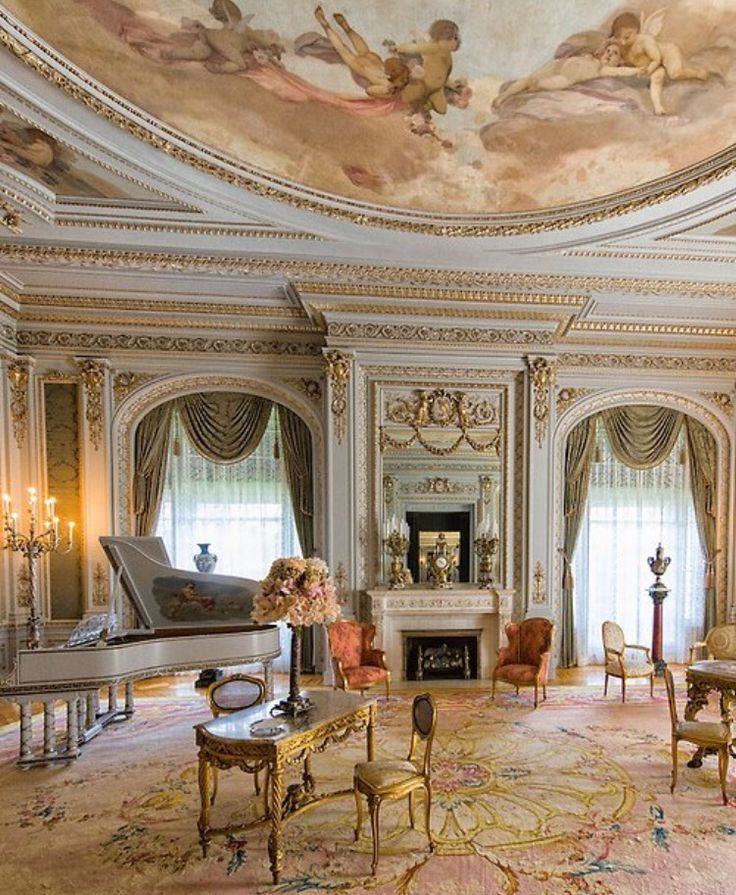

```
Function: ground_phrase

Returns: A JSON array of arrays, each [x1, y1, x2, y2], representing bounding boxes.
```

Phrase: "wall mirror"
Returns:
[[379, 386, 505, 588]]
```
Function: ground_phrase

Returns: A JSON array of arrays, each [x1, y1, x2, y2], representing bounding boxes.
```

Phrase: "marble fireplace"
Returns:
[[369, 587, 513, 681]]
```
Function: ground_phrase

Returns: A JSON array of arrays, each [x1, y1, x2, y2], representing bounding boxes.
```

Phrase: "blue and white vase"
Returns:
[[193, 543, 218, 574]]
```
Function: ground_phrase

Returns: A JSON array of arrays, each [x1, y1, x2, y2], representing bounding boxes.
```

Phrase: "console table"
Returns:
[[684, 659, 736, 767], [195, 690, 376, 884]]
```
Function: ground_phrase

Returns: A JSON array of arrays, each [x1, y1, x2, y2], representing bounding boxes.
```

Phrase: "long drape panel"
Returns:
[[685, 417, 718, 631], [560, 416, 597, 667], [600, 405, 684, 469], [573, 429, 704, 664], [133, 402, 174, 536], [176, 392, 273, 463], [277, 405, 314, 558]]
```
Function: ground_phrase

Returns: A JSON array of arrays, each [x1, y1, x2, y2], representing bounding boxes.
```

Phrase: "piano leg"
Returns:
[[86, 693, 96, 728], [19, 703, 32, 766], [66, 698, 80, 758], [108, 685, 119, 714], [42, 700, 57, 760], [264, 659, 274, 701], [77, 697, 86, 738], [124, 681, 135, 717]]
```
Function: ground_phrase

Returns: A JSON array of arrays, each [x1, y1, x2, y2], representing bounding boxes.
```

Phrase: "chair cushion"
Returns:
[[677, 720, 731, 746], [354, 760, 420, 791], [494, 663, 538, 684], [343, 666, 389, 688], [605, 660, 653, 677]]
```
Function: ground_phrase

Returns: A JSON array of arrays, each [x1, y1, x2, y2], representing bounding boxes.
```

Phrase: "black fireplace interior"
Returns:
[[406, 510, 471, 582], [404, 632, 479, 681]]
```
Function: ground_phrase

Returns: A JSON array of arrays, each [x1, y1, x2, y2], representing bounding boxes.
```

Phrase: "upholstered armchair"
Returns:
[[689, 624, 736, 665], [602, 620, 654, 702], [328, 620, 391, 698], [492, 617, 554, 708]]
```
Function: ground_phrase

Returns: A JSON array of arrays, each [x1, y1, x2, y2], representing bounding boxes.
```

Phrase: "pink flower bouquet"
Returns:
[[251, 557, 341, 627]]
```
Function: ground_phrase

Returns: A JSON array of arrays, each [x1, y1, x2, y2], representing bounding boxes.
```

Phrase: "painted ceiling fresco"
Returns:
[[0, 106, 166, 200], [4, 0, 736, 217]]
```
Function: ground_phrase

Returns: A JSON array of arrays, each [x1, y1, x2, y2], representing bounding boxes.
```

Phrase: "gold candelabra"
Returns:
[[384, 524, 410, 590], [474, 533, 499, 588], [2, 489, 75, 649]]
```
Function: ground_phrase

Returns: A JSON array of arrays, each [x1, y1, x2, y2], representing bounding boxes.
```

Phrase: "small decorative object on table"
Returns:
[[193, 542, 218, 573], [428, 532, 458, 589], [252, 557, 341, 716], [647, 542, 671, 677]]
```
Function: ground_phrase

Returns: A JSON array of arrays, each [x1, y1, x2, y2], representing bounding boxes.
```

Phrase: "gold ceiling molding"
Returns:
[[563, 247, 736, 265], [556, 387, 594, 413], [327, 321, 554, 346], [76, 357, 109, 450], [558, 353, 736, 372], [310, 300, 572, 327], [572, 321, 736, 338], [1, 200, 21, 234], [363, 366, 519, 383], [699, 392, 734, 417], [298, 283, 588, 307], [20, 310, 315, 334], [323, 350, 351, 445], [528, 357, 556, 448], [15, 330, 322, 356], [4, 244, 736, 300], [4, 17, 736, 237], [55, 219, 321, 239], [6, 357, 31, 448]]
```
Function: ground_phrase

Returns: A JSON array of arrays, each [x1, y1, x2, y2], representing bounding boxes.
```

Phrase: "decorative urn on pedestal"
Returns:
[[252, 557, 341, 716]]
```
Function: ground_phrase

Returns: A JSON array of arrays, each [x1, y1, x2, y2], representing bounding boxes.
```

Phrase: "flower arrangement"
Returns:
[[251, 556, 341, 628]]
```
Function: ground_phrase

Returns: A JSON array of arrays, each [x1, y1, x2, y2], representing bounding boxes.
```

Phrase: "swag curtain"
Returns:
[[277, 405, 314, 558], [176, 393, 273, 464], [561, 405, 718, 666]]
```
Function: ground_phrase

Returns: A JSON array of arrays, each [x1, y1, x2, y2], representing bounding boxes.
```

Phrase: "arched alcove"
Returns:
[[551, 390, 732, 663]]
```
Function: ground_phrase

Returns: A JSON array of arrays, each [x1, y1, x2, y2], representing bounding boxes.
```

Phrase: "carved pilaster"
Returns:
[[528, 357, 556, 448], [76, 358, 110, 450], [323, 350, 351, 445], [6, 358, 30, 448]]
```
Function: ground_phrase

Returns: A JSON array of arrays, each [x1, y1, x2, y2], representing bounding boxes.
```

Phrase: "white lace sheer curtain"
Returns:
[[156, 410, 300, 670], [573, 428, 704, 664]]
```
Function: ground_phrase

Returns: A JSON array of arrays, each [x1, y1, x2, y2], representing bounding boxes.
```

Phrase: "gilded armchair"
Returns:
[[328, 620, 391, 697], [492, 617, 554, 708], [602, 620, 654, 702], [689, 623, 736, 665]]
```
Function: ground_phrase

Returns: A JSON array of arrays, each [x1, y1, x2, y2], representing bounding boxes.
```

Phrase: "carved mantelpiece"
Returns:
[[369, 586, 514, 681]]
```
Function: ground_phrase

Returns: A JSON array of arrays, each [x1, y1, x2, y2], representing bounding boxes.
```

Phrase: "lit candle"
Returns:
[[53, 516, 60, 540], [68, 520, 75, 545], [28, 487, 37, 507], [10, 512, 18, 534], [2, 493, 9, 515]]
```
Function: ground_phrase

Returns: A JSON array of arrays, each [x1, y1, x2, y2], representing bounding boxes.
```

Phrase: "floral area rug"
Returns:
[[0, 687, 734, 895]]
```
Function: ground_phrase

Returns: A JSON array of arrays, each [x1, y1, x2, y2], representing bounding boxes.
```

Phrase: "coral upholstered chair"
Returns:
[[328, 620, 391, 697], [492, 618, 554, 708]]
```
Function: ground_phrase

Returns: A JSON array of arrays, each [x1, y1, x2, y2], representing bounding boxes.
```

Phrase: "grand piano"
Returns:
[[0, 536, 280, 767]]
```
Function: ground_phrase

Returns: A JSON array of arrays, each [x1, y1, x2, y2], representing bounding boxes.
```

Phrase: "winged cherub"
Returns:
[[611, 9, 709, 115]]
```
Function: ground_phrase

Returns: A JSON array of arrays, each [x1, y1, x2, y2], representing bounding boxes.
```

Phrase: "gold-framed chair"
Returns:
[[206, 674, 267, 809], [663, 667, 731, 805], [328, 620, 391, 698], [602, 620, 654, 702], [689, 623, 736, 665], [353, 693, 437, 876]]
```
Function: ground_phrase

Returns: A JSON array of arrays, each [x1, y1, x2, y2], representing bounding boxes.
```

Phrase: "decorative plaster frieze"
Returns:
[[282, 377, 322, 403], [528, 357, 556, 448], [323, 350, 351, 445], [558, 353, 736, 372], [76, 358, 109, 450], [556, 387, 593, 413], [328, 321, 554, 346], [398, 477, 479, 496], [532, 562, 546, 604], [16, 331, 322, 356]]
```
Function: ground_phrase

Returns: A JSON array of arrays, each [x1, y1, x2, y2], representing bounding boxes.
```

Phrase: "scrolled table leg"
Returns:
[[268, 758, 284, 884], [197, 754, 212, 858]]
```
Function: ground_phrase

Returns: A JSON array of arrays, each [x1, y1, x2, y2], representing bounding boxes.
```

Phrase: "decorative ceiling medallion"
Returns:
[[5, 3, 736, 234]]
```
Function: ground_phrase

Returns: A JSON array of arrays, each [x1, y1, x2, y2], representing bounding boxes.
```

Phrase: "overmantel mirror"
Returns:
[[378, 384, 507, 590]]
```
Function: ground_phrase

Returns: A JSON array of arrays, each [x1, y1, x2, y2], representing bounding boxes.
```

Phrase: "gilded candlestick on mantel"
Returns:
[[2, 489, 75, 650], [474, 533, 499, 588], [384, 516, 410, 590]]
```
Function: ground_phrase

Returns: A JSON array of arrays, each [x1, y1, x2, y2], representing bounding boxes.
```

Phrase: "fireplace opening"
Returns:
[[403, 630, 480, 681]]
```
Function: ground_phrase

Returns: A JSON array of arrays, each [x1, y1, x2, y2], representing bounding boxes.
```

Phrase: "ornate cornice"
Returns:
[[327, 321, 553, 345], [303, 285, 587, 306], [558, 353, 736, 372], [76, 357, 109, 450], [323, 350, 351, 445], [1, 200, 21, 234], [6, 244, 736, 299], [3, 15, 736, 236], [56, 219, 320, 240], [528, 357, 556, 447], [21, 311, 314, 334], [16, 330, 322, 356]]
